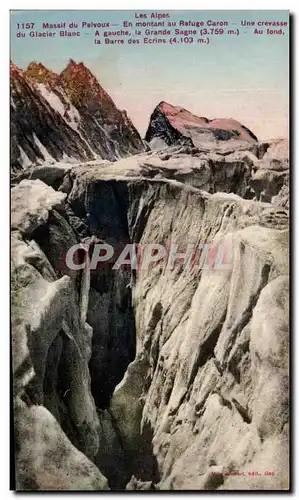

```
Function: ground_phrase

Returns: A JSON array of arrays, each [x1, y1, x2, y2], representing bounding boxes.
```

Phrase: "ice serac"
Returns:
[[250, 138, 289, 209], [10, 60, 145, 173], [145, 101, 258, 149], [11, 180, 109, 490]]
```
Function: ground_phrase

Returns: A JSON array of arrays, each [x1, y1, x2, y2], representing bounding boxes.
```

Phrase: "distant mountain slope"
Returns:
[[145, 101, 258, 149], [10, 60, 145, 173]]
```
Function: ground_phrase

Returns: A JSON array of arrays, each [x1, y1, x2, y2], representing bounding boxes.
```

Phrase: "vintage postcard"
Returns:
[[10, 9, 289, 491]]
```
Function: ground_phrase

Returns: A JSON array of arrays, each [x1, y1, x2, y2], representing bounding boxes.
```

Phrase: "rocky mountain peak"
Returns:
[[25, 61, 60, 87], [60, 59, 114, 111], [67, 58, 77, 67], [146, 100, 258, 148], [63, 58, 90, 76], [158, 101, 211, 127], [10, 61, 23, 78]]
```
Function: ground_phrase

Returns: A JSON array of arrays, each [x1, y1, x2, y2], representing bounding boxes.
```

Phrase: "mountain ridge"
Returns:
[[10, 60, 145, 172]]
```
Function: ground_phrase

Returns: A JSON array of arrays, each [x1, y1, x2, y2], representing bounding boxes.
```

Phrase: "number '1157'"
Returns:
[[16, 23, 35, 29]]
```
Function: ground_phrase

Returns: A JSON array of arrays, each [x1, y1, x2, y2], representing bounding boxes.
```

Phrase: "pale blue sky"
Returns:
[[10, 10, 289, 139]]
